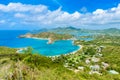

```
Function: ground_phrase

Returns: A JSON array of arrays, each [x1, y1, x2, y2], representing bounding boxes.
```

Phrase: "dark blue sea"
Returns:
[[0, 30, 80, 56]]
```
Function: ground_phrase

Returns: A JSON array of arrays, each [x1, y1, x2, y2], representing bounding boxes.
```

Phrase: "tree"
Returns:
[[24, 47, 33, 54]]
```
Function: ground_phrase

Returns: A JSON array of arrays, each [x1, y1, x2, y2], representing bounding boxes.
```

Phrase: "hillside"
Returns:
[[30, 27, 120, 37], [1, 27, 120, 80], [1, 34, 120, 80], [19, 32, 73, 44]]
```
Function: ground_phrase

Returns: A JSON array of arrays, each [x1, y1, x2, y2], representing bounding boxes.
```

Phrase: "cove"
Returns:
[[0, 30, 80, 56]]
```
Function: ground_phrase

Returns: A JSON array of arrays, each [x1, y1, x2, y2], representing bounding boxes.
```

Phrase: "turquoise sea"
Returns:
[[0, 30, 80, 56]]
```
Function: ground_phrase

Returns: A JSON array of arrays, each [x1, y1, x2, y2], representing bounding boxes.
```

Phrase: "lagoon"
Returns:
[[0, 30, 79, 56]]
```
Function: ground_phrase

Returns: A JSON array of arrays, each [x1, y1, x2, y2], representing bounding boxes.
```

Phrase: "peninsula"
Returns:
[[19, 32, 73, 44]]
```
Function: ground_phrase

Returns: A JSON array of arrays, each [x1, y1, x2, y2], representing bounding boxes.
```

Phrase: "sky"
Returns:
[[0, 0, 120, 30]]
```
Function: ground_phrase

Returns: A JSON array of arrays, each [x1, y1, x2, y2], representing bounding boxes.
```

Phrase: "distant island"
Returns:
[[19, 27, 120, 44]]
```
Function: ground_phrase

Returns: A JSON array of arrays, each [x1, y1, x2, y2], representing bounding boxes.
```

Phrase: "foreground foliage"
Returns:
[[0, 34, 120, 80]]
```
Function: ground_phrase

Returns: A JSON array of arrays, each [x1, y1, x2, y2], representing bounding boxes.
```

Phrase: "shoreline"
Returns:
[[31, 37, 48, 40], [30, 37, 74, 41], [16, 47, 28, 53], [17, 37, 82, 57], [16, 44, 82, 57], [29, 37, 75, 44], [64, 45, 82, 56], [70, 45, 82, 54], [31, 38, 82, 57], [29, 37, 54, 44], [48, 44, 83, 58]]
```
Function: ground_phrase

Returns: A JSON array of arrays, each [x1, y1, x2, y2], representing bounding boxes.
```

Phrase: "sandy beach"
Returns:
[[48, 44, 83, 58], [70, 45, 82, 55], [31, 37, 48, 40]]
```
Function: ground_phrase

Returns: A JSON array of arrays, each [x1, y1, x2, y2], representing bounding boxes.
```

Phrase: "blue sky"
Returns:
[[0, 0, 120, 30], [0, 0, 120, 13]]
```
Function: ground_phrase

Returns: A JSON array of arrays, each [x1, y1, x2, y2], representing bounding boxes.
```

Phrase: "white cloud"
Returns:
[[93, 9, 106, 15], [0, 3, 120, 29], [14, 13, 26, 18], [0, 3, 48, 13]]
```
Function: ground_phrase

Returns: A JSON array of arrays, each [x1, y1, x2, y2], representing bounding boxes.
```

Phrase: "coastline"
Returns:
[[70, 45, 82, 55], [32, 37, 83, 57], [16, 44, 82, 57], [29, 37, 74, 44], [29, 37, 54, 44], [16, 47, 28, 53], [18, 37, 82, 57], [31, 37, 48, 40], [31, 37, 74, 41], [48, 44, 83, 58], [30, 37, 82, 57]]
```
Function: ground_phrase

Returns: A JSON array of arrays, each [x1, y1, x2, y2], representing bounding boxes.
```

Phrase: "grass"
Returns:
[[0, 34, 120, 80]]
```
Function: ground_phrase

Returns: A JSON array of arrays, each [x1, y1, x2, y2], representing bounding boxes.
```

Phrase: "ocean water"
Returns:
[[0, 30, 80, 56]]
